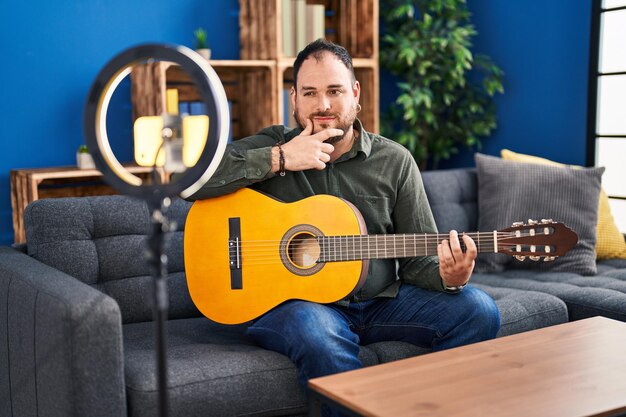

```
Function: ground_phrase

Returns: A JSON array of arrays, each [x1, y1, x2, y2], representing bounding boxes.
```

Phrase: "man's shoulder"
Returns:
[[366, 131, 413, 159]]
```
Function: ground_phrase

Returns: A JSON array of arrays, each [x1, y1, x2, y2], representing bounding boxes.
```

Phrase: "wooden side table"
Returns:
[[10, 166, 162, 244]]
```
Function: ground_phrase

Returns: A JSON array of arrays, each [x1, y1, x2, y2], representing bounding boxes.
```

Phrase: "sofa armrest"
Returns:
[[0, 246, 126, 417]]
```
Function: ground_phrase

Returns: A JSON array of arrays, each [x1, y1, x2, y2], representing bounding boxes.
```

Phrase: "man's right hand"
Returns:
[[272, 119, 343, 172]]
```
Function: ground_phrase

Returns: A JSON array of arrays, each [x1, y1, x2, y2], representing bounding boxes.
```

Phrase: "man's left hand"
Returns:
[[437, 230, 477, 287]]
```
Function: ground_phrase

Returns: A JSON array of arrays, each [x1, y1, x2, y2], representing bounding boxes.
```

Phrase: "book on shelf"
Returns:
[[282, 0, 294, 57], [189, 102, 207, 115], [306, 4, 325, 45], [293, 0, 306, 55], [281, 0, 326, 58], [283, 88, 298, 128]]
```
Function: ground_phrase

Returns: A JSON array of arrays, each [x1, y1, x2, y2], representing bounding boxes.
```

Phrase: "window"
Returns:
[[588, 0, 626, 231]]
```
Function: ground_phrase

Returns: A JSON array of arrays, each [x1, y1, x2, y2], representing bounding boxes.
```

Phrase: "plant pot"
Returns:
[[76, 152, 96, 169], [196, 48, 211, 60]]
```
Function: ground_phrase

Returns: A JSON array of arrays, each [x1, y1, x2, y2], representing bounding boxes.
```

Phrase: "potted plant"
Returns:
[[380, 0, 504, 170], [194, 27, 211, 60], [76, 144, 96, 169]]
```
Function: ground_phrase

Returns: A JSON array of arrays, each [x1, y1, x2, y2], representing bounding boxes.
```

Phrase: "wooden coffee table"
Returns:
[[308, 316, 626, 417]]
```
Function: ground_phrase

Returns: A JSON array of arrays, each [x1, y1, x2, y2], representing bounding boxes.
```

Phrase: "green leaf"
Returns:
[[418, 60, 432, 75], [380, 0, 504, 169], [399, 47, 417, 65], [423, 13, 433, 27]]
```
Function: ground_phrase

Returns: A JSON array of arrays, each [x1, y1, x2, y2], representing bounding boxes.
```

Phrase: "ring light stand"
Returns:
[[84, 44, 230, 417]]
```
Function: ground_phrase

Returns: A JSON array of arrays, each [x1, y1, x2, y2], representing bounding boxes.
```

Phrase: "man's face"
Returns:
[[292, 52, 361, 144]]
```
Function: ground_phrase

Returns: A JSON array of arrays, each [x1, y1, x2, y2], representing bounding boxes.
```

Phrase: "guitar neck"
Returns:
[[317, 232, 499, 262]]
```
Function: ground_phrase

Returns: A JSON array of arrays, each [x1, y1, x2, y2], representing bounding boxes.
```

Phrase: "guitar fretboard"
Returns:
[[317, 233, 498, 262]]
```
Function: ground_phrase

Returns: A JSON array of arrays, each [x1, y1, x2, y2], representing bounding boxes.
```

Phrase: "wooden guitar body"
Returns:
[[184, 188, 368, 324]]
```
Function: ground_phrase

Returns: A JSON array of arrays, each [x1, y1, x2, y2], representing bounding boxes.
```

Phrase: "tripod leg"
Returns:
[[147, 200, 171, 417]]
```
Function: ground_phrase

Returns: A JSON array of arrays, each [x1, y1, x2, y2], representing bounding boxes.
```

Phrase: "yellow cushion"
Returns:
[[501, 149, 626, 259]]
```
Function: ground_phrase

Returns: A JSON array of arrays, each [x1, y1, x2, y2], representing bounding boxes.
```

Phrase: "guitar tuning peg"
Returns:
[[527, 219, 538, 225], [512, 221, 524, 227], [514, 255, 526, 262], [529, 256, 541, 261], [541, 219, 554, 224], [543, 256, 556, 262]]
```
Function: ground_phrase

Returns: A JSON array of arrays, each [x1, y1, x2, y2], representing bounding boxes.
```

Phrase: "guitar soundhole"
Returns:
[[289, 233, 320, 268], [280, 225, 325, 276]]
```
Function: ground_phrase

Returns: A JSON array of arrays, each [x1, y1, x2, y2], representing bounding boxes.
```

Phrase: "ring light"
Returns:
[[83, 44, 230, 417], [83, 43, 230, 201]]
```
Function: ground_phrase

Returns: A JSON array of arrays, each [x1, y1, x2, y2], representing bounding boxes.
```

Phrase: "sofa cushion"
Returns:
[[474, 153, 604, 275], [24, 195, 199, 324], [472, 284, 568, 336], [421, 168, 478, 233], [123, 317, 381, 417], [471, 259, 626, 321], [501, 148, 626, 260]]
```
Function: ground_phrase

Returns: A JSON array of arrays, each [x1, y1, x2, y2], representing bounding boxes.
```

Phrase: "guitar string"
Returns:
[[227, 231, 511, 241], [222, 243, 527, 267], [226, 234, 527, 253], [226, 235, 521, 254], [227, 241, 517, 254], [226, 243, 527, 265], [229, 242, 520, 255], [229, 244, 516, 258], [224, 232, 513, 248], [222, 231, 552, 264]]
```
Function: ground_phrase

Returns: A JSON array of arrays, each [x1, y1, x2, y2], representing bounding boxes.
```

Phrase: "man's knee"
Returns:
[[247, 301, 362, 383], [248, 301, 358, 351], [460, 286, 501, 338], [289, 303, 357, 347]]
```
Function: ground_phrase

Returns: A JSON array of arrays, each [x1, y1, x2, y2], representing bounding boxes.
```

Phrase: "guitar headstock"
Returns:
[[498, 219, 578, 262]]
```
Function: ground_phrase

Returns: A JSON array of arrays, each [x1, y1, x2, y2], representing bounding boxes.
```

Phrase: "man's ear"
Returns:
[[353, 80, 361, 101], [290, 86, 296, 109]]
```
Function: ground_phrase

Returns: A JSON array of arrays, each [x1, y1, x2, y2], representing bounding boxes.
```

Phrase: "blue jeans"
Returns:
[[246, 284, 500, 391]]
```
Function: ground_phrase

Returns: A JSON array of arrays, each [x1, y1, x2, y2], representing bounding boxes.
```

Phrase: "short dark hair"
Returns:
[[292, 39, 355, 90]]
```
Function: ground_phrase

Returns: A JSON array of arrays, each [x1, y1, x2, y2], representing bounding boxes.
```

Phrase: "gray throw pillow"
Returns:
[[474, 153, 604, 275]]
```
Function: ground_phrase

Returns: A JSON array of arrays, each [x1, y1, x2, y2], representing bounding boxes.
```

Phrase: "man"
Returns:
[[188, 39, 500, 392]]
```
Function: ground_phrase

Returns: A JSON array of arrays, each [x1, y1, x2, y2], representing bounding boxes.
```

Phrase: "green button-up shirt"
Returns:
[[187, 119, 444, 301]]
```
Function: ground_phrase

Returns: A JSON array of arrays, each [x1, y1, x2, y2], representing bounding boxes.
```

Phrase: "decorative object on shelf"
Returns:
[[76, 144, 96, 169], [194, 27, 211, 60], [380, 0, 504, 170]]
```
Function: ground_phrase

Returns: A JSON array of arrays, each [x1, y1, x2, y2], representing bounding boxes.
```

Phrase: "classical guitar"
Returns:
[[184, 188, 578, 324]]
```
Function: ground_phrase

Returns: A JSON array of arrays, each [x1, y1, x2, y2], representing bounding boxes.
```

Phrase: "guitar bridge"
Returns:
[[229, 217, 242, 289]]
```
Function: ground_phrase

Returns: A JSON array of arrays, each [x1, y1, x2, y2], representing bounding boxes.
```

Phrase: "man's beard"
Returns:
[[294, 105, 358, 145]]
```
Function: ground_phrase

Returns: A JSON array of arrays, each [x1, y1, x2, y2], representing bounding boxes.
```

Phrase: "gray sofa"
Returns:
[[1, 167, 625, 417]]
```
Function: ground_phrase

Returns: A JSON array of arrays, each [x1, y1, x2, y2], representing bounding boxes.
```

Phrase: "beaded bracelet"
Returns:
[[275, 142, 286, 176]]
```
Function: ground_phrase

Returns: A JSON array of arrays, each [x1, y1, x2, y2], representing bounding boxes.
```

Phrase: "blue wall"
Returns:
[[0, 0, 240, 246], [0, 1, 592, 246], [437, 0, 592, 169]]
